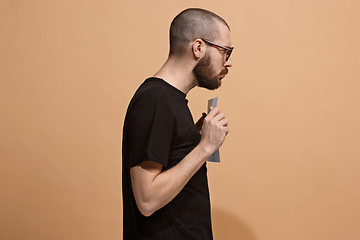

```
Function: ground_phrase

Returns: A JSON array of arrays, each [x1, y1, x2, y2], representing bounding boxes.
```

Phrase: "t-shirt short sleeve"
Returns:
[[127, 93, 174, 168]]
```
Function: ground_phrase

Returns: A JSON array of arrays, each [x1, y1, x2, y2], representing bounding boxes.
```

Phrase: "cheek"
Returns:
[[208, 53, 224, 75], [214, 61, 224, 74], [214, 55, 225, 68]]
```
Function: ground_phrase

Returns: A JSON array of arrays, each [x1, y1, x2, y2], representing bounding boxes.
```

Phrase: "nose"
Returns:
[[224, 57, 233, 67]]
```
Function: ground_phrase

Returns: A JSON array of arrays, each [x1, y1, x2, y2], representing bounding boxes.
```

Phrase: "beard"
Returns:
[[193, 55, 227, 90]]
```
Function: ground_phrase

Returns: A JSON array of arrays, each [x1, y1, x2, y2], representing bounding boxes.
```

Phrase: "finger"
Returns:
[[219, 118, 228, 126], [224, 126, 229, 135], [214, 112, 225, 121], [207, 107, 219, 118]]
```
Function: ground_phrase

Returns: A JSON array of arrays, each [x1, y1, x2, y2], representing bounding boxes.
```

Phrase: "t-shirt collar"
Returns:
[[147, 77, 187, 99]]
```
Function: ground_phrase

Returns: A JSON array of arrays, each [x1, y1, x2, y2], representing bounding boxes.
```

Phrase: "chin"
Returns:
[[205, 81, 221, 90], [196, 75, 222, 90]]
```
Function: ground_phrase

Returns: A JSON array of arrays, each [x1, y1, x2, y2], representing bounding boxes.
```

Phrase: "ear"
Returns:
[[192, 39, 206, 60]]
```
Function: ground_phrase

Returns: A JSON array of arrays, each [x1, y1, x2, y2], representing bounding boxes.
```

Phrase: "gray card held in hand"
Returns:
[[207, 97, 220, 163]]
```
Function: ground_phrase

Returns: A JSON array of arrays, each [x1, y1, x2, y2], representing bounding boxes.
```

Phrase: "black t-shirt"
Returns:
[[122, 77, 213, 239]]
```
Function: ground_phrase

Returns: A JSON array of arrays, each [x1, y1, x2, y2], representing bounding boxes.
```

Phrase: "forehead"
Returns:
[[216, 22, 231, 46]]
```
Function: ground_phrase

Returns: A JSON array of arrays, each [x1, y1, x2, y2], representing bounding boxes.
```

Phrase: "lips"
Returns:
[[219, 68, 228, 78], [220, 68, 228, 75]]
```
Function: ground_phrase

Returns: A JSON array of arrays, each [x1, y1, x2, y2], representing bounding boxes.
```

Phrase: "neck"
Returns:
[[154, 56, 197, 94]]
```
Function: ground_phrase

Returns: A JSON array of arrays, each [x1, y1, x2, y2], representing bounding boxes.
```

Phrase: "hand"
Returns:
[[200, 107, 229, 154]]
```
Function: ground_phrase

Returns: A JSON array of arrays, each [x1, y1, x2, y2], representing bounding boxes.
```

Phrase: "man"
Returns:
[[122, 8, 233, 239]]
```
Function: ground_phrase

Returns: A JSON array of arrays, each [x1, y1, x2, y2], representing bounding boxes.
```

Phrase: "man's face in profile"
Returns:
[[193, 23, 233, 90], [193, 53, 224, 90]]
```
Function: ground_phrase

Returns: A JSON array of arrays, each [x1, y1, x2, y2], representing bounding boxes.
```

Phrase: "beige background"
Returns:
[[1, 0, 360, 239]]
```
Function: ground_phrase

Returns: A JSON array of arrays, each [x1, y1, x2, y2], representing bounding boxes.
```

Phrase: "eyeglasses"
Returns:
[[201, 38, 234, 62]]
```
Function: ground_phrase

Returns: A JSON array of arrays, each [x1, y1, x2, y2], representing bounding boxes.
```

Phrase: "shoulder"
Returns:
[[126, 79, 175, 116], [133, 78, 173, 104]]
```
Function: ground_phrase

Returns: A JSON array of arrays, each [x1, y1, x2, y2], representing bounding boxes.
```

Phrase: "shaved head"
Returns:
[[169, 8, 230, 57]]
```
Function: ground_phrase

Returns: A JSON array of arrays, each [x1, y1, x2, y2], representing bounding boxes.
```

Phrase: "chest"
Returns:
[[167, 104, 201, 166]]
